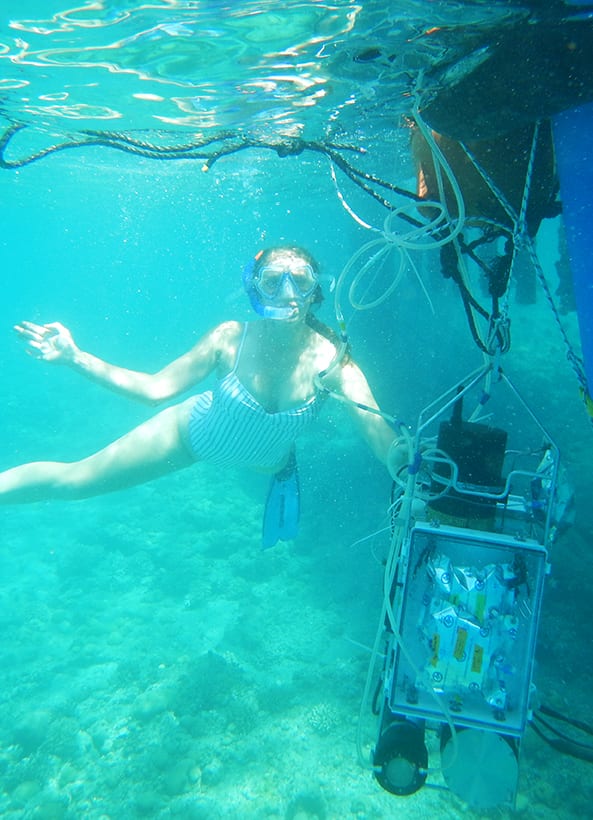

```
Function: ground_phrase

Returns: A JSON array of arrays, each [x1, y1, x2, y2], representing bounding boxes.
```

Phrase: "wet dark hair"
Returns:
[[255, 244, 319, 271]]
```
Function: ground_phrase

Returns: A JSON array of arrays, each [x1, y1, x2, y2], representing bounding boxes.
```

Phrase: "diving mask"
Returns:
[[254, 262, 319, 301]]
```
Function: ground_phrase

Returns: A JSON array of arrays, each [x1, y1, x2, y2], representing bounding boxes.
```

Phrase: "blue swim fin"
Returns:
[[262, 448, 300, 549]]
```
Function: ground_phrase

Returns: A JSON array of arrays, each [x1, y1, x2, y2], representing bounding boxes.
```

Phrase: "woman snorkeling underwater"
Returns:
[[0, 245, 405, 546]]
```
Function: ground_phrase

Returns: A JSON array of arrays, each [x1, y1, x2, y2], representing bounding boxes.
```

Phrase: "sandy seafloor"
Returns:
[[2, 425, 593, 820], [1, 134, 593, 820]]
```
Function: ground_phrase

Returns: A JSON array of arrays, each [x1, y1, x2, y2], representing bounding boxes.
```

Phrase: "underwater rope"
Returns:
[[525, 235, 591, 406], [4, 115, 590, 418], [530, 705, 593, 763], [0, 119, 421, 205], [459, 119, 593, 413], [453, 121, 593, 420]]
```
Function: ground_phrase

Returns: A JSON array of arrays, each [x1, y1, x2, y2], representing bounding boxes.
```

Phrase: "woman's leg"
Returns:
[[0, 403, 195, 504]]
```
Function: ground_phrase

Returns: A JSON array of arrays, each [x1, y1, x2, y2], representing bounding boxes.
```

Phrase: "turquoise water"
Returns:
[[2, 2, 593, 818]]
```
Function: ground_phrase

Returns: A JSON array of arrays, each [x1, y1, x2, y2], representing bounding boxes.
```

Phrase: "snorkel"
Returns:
[[242, 247, 322, 320]]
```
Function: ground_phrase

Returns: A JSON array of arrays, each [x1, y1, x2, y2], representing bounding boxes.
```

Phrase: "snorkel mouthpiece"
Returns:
[[260, 304, 299, 320]]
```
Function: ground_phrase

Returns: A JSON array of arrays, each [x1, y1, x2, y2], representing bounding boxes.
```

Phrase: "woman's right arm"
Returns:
[[14, 320, 240, 405]]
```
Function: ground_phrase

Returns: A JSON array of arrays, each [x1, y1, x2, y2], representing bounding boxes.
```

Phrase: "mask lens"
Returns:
[[256, 263, 317, 299], [290, 264, 317, 294], [256, 267, 285, 297]]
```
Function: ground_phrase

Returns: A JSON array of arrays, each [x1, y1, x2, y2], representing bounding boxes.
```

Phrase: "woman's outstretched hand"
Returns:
[[14, 321, 78, 363]]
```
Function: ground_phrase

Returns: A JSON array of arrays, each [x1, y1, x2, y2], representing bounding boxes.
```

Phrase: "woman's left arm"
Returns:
[[334, 360, 399, 465]]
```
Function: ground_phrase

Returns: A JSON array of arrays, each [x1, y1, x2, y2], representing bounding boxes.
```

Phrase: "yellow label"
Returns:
[[430, 633, 440, 666], [454, 628, 468, 660]]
